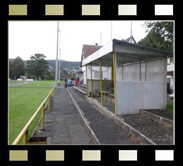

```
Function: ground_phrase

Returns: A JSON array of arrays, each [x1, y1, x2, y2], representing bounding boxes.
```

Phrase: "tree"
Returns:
[[138, 33, 158, 49], [143, 21, 173, 52], [9, 56, 25, 79], [25, 54, 49, 80], [138, 21, 173, 62]]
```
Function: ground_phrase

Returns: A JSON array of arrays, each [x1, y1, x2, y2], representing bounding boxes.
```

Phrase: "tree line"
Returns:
[[9, 54, 76, 80]]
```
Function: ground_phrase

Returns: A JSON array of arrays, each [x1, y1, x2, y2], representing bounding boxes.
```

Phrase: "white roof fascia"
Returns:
[[82, 40, 113, 66], [114, 43, 168, 56]]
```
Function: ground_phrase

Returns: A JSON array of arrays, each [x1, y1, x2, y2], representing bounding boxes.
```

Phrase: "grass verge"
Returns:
[[9, 87, 51, 144]]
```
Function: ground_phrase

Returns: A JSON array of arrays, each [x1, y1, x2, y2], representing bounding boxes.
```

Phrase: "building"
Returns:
[[80, 37, 136, 85], [82, 38, 172, 115]]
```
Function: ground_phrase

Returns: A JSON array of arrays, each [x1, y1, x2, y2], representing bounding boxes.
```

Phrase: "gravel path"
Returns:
[[121, 114, 173, 145]]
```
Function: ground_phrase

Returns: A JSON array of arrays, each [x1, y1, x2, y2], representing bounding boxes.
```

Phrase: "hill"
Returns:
[[9, 58, 80, 70]]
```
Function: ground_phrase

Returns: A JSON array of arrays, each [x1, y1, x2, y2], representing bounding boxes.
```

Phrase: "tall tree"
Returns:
[[25, 54, 49, 80], [9, 56, 25, 79], [142, 21, 173, 52], [138, 21, 173, 62]]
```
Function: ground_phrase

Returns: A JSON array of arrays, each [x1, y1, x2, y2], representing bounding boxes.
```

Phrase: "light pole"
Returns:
[[55, 21, 59, 92]]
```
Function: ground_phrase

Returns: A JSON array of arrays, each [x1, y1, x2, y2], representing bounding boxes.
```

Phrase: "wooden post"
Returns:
[[23, 130, 28, 145], [41, 103, 45, 131]]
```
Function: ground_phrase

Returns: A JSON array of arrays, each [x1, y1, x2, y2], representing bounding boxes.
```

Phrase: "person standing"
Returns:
[[65, 77, 68, 88]]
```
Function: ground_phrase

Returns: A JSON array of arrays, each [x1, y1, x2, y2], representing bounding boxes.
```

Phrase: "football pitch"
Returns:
[[8, 80, 57, 144]]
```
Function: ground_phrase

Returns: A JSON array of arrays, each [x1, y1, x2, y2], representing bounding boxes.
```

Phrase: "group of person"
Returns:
[[64, 76, 80, 88]]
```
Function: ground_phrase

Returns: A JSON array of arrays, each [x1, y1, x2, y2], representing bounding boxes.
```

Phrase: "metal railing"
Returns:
[[12, 86, 55, 145]]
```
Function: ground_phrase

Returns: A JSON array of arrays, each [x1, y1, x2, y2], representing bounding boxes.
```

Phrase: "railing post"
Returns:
[[48, 95, 51, 111], [41, 103, 45, 131], [23, 130, 28, 145]]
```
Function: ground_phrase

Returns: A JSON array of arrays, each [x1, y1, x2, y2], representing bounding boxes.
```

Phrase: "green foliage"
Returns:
[[9, 56, 25, 79], [138, 21, 173, 61], [167, 102, 173, 114], [25, 54, 49, 80]]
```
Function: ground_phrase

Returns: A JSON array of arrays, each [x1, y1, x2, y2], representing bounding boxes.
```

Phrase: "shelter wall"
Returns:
[[116, 81, 167, 115], [117, 58, 167, 82]]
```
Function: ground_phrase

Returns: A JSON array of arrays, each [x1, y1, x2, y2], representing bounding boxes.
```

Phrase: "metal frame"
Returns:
[[90, 63, 93, 100]]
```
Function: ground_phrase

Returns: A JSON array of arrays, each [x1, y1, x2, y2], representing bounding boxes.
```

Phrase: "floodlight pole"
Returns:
[[55, 21, 59, 92], [59, 48, 61, 82]]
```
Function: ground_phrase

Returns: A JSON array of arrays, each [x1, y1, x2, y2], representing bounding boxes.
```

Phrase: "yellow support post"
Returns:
[[23, 130, 28, 145], [48, 95, 51, 111], [90, 63, 93, 100], [99, 58, 103, 107], [86, 65, 88, 97], [113, 50, 117, 116], [41, 103, 45, 131]]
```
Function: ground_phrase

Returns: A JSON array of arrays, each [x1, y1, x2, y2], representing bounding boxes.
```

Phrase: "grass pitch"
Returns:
[[9, 80, 56, 144]]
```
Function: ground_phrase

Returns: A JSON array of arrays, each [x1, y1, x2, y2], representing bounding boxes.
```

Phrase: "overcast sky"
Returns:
[[9, 21, 147, 62]]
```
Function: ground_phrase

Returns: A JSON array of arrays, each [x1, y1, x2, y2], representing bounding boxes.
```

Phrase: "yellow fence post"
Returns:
[[99, 58, 103, 107], [41, 103, 45, 131], [86, 65, 88, 97], [23, 130, 28, 145], [113, 50, 117, 116]]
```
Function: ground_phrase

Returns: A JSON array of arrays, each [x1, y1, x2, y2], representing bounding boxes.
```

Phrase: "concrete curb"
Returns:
[[86, 97, 156, 145], [140, 110, 173, 128], [73, 86, 86, 95], [66, 88, 100, 145]]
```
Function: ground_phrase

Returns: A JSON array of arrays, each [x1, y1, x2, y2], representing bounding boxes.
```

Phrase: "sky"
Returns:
[[9, 21, 147, 62]]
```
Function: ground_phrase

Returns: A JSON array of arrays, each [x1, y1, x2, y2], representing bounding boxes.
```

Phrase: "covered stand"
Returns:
[[82, 39, 172, 116]]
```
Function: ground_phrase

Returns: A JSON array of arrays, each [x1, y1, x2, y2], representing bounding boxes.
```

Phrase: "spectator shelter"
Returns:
[[82, 39, 173, 116]]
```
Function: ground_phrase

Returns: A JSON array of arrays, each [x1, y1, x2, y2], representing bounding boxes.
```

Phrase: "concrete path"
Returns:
[[33, 86, 93, 145]]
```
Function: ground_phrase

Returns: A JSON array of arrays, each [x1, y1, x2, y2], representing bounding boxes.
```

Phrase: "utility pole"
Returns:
[[100, 32, 102, 46], [55, 21, 59, 92], [59, 48, 61, 82], [130, 21, 132, 43], [111, 21, 112, 40]]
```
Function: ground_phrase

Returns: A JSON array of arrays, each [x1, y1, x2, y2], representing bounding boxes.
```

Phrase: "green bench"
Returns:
[[95, 89, 110, 102]]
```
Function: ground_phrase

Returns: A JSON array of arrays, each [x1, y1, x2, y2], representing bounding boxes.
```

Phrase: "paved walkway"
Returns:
[[67, 88, 137, 145], [33, 85, 93, 144], [33, 85, 137, 145]]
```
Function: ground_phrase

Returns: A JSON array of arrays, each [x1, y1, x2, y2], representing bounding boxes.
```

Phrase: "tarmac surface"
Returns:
[[33, 86, 92, 145], [33, 85, 137, 145], [67, 87, 137, 145]]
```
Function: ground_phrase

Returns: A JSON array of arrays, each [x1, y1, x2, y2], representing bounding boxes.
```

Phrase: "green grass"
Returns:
[[167, 102, 173, 114], [15, 80, 56, 87], [9, 87, 52, 145]]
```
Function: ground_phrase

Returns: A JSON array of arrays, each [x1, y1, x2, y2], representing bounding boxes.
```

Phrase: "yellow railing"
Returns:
[[12, 86, 55, 145]]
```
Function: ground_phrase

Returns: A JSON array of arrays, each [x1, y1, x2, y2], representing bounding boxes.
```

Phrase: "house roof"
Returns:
[[82, 44, 102, 59], [80, 44, 102, 67]]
